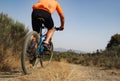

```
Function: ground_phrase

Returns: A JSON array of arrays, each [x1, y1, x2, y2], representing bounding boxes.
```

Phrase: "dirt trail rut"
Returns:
[[0, 62, 120, 81]]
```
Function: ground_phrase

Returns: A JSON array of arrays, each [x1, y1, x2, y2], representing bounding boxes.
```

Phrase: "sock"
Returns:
[[43, 41, 49, 44]]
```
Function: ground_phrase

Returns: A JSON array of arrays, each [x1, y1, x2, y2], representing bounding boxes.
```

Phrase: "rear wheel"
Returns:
[[21, 31, 39, 74], [40, 42, 54, 67]]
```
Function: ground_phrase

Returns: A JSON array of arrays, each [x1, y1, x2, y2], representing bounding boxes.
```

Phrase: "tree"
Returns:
[[0, 12, 29, 50], [106, 34, 120, 49]]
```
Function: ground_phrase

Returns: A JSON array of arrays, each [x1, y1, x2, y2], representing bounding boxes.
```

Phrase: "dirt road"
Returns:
[[0, 62, 120, 81]]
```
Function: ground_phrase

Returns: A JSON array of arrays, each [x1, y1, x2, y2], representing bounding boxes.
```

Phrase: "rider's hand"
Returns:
[[59, 26, 64, 31]]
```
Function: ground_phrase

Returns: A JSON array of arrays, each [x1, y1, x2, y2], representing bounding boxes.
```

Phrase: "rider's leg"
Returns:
[[32, 36, 38, 49], [42, 27, 54, 51], [44, 27, 54, 44], [29, 36, 38, 50]]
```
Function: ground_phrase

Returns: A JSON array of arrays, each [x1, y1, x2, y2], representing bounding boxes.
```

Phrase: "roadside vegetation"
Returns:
[[53, 33, 120, 69], [0, 12, 120, 71], [0, 12, 29, 71]]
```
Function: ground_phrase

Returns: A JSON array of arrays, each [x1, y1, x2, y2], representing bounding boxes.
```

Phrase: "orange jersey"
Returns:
[[32, 0, 63, 16]]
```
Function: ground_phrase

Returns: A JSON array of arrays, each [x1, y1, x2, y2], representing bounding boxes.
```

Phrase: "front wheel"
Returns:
[[21, 31, 39, 74], [40, 42, 54, 67]]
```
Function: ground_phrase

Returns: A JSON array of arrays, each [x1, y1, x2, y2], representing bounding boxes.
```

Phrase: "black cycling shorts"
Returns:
[[32, 9, 54, 33]]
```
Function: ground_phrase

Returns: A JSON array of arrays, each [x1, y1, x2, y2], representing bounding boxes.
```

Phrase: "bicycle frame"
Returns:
[[37, 27, 46, 54], [36, 26, 59, 56]]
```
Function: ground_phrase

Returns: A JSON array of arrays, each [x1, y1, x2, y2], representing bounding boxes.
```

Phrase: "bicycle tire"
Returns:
[[40, 41, 54, 67], [21, 31, 39, 74]]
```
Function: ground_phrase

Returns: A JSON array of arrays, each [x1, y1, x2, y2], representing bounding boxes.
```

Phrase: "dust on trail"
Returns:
[[0, 61, 120, 81]]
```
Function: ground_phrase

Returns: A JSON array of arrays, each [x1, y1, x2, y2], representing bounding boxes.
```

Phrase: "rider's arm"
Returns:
[[56, 3, 65, 30]]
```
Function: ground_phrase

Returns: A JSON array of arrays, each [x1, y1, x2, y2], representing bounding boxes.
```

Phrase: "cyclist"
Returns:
[[32, 0, 65, 50]]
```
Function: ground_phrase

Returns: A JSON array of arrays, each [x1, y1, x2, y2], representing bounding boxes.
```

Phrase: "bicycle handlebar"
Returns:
[[54, 27, 63, 31], [40, 26, 62, 31], [54, 27, 60, 31]]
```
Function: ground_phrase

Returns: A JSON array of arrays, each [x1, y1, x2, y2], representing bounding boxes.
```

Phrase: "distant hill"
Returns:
[[54, 47, 83, 54], [54, 48, 67, 52]]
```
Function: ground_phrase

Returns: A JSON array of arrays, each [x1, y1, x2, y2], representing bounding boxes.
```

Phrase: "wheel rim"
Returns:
[[40, 42, 54, 67], [40, 51, 53, 67], [21, 31, 39, 74]]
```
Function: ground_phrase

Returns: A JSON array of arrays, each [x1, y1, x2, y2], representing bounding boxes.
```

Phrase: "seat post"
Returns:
[[40, 26, 42, 36], [38, 18, 45, 36]]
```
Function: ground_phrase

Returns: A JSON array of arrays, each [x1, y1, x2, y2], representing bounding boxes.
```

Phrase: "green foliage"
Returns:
[[53, 34, 120, 69], [106, 34, 120, 49], [0, 12, 29, 71], [53, 46, 120, 69], [0, 12, 29, 49]]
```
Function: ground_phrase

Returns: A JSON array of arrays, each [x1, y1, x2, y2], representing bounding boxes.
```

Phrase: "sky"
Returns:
[[0, 0, 120, 52]]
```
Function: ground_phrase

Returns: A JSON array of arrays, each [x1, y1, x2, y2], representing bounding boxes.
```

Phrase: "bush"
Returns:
[[53, 46, 120, 69], [0, 12, 29, 71]]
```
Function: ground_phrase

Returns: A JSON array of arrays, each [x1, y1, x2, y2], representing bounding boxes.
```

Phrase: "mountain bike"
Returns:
[[21, 21, 60, 74]]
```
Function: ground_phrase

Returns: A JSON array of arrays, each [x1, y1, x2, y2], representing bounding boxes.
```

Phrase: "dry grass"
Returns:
[[15, 62, 77, 81], [0, 47, 120, 81], [0, 46, 78, 81], [0, 61, 120, 81], [0, 48, 21, 71]]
